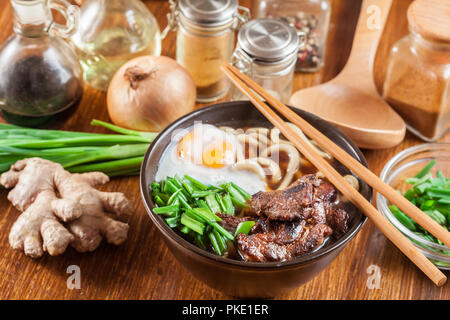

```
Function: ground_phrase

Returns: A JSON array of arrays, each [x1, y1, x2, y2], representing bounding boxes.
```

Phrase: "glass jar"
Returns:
[[254, 0, 331, 72], [383, 0, 450, 141], [377, 143, 450, 269], [71, 0, 162, 91], [163, 0, 250, 103], [231, 19, 299, 103], [0, 0, 83, 127]]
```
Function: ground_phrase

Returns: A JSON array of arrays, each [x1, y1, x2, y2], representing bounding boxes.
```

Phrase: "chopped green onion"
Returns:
[[230, 196, 249, 209], [167, 189, 183, 205], [191, 190, 214, 198], [180, 213, 204, 235], [172, 174, 184, 189], [414, 160, 436, 178], [178, 195, 192, 210], [208, 232, 222, 255], [184, 175, 208, 190], [222, 183, 249, 208], [151, 176, 252, 256], [179, 226, 191, 234], [154, 195, 165, 207], [206, 193, 221, 214], [194, 234, 206, 249], [234, 221, 256, 236], [222, 193, 234, 215], [211, 222, 234, 241], [186, 208, 221, 223], [426, 188, 450, 198], [153, 205, 180, 214], [389, 205, 417, 231], [182, 180, 196, 195], [196, 199, 212, 213], [213, 229, 227, 253], [424, 210, 447, 226], [389, 160, 449, 254], [215, 193, 226, 213], [165, 217, 178, 228], [230, 182, 252, 201], [150, 182, 160, 193]]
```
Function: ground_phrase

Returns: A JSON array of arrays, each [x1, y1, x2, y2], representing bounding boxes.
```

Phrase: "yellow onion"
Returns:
[[107, 56, 196, 131]]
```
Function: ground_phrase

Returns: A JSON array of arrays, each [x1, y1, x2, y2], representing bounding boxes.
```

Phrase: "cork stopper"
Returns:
[[407, 0, 450, 43]]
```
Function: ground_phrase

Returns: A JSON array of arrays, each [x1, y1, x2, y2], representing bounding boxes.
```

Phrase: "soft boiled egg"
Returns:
[[155, 124, 266, 195]]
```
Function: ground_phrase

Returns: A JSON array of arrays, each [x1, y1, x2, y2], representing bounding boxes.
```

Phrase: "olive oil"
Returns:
[[71, 2, 161, 91]]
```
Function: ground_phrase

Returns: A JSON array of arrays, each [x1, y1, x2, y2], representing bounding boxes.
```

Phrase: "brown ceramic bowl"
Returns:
[[140, 101, 371, 298]]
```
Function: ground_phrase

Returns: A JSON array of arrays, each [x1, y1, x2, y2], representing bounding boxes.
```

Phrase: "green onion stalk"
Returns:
[[0, 120, 159, 177]]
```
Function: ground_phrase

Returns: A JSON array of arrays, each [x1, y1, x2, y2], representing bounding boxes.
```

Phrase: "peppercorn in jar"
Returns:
[[254, 0, 331, 72]]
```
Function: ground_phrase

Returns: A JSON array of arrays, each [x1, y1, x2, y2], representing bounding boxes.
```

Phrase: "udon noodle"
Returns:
[[219, 123, 333, 190]]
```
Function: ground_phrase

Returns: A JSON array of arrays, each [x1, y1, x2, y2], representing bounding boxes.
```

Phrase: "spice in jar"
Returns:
[[163, 0, 249, 102], [231, 19, 299, 103], [382, 0, 450, 141], [255, 0, 331, 72], [176, 21, 235, 102], [268, 12, 321, 71]]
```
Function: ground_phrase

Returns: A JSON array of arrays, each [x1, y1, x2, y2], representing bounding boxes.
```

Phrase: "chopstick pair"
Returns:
[[221, 61, 448, 287]]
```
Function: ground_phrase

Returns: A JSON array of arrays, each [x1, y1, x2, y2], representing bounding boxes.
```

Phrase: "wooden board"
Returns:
[[0, 0, 448, 299]]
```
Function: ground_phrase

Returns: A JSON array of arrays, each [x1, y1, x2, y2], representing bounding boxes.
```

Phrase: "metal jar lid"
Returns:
[[237, 19, 299, 63], [178, 0, 239, 26]]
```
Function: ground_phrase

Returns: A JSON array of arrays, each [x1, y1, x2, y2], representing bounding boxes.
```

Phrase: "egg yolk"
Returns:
[[202, 141, 235, 168], [177, 131, 195, 161], [177, 129, 235, 168]]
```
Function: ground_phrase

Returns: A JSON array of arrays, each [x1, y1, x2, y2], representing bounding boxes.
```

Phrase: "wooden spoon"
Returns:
[[289, 0, 406, 149]]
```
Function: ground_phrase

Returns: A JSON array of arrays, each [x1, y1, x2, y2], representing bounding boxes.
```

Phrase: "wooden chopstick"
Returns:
[[221, 63, 447, 287], [224, 62, 450, 248]]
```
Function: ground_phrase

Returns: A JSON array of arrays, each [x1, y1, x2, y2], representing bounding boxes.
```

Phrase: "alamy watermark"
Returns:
[[366, 5, 382, 30], [66, 265, 81, 290], [366, 264, 382, 289]]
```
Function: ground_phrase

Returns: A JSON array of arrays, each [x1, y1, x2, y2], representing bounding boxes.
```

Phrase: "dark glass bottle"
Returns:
[[0, 0, 83, 127]]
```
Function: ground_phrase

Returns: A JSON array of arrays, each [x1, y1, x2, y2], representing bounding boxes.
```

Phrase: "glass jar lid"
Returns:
[[237, 19, 299, 63], [178, 0, 238, 26]]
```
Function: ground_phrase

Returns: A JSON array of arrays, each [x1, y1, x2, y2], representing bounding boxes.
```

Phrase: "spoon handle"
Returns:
[[343, 0, 392, 77]]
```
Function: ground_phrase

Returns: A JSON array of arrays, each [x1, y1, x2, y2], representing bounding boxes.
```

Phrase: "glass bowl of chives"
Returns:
[[377, 143, 450, 269]]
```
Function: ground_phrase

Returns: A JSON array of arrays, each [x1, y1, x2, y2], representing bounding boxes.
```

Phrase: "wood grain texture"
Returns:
[[0, 0, 448, 300], [290, 0, 407, 149]]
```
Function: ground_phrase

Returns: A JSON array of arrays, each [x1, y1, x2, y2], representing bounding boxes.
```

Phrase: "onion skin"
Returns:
[[107, 56, 196, 132]]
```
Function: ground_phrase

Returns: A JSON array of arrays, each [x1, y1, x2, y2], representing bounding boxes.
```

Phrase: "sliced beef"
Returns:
[[234, 174, 350, 262], [326, 207, 349, 238], [252, 219, 305, 245], [251, 175, 332, 221], [251, 178, 305, 213], [236, 223, 332, 262], [289, 223, 332, 257], [315, 178, 338, 202], [216, 212, 254, 234]]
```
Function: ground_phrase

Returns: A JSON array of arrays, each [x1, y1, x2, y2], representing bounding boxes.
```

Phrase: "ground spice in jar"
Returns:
[[383, 53, 449, 140], [176, 25, 234, 102], [167, 0, 248, 102], [382, 0, 450, 141]]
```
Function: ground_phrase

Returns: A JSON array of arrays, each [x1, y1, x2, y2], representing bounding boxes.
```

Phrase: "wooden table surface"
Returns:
[[0, 0, 448, 300]]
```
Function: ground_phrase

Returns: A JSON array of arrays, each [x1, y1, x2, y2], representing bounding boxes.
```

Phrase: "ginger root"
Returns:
[[1, 158, 132, 258]]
